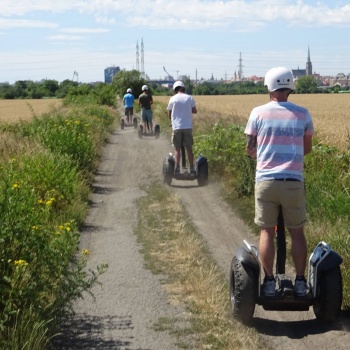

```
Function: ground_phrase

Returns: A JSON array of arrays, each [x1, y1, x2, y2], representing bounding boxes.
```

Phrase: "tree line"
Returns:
[[0, 72, 344, 100]]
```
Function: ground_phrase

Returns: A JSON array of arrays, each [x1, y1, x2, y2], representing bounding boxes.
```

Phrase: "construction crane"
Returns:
[[163, 66, 174, 81]]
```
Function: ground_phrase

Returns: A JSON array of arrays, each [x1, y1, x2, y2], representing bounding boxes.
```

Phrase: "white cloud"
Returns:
[[60, 28, 110, 34], [47, 35, 83, 41], [0, 18, 58, 29], [2, 1, 350, 30]]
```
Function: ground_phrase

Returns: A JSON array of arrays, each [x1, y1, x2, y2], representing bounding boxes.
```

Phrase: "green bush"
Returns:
[[0, 103, 115, 348]]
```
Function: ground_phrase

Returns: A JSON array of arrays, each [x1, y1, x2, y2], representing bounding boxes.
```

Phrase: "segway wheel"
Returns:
[[154, 124, 160, 139], [133, 117, 138, 129], [163, 158, 173, 186], [120, 118, 125, 130], [313, 266, 342, 323], [229, 256, 258, 325], [138, 124, 143, 139], [197, 160, 208, 187]]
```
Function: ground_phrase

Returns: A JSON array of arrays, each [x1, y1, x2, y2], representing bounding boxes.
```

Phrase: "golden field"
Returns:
[[155, 94, 350, 150], [0, 99, 63, 123]]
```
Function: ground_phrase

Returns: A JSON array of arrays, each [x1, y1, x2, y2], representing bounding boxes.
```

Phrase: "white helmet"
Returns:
[[127, 88, 132, 93], [142, 85, 148, 91], [264, 67, 295, 91], [173, 81, 185, 91]]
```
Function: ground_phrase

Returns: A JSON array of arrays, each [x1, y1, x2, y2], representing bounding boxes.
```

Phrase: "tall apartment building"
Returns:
[[104, 66, 120, 84]]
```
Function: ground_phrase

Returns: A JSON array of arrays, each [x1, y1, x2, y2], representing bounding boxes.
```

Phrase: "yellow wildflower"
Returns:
[[14, 259, 28, 268], [82, 249, 90, 256]]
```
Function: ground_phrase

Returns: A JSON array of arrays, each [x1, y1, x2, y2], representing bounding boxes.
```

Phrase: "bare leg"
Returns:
[[259, 227, 275, 277], [175, 147, 181, 168], [150, 121, 153, 132], [186, 147, 194, 169], [288, 226, 307, 276]]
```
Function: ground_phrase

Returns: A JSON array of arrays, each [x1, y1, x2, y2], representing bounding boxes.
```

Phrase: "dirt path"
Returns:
[[54, 112, 350, 349]]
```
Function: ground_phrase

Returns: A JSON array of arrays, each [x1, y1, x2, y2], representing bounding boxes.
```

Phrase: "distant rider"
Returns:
[[123, 88, 135, 125], [167, 81, 197, 175], [138, 85, 153, 133]]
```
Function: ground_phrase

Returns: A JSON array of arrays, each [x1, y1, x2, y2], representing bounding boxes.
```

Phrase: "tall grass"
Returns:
[[0, 102, 115, 348], [153, 100, 350, 308]]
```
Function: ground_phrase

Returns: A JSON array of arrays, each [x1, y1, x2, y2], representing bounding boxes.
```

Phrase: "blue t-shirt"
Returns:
[[123, 93, 134, 108]]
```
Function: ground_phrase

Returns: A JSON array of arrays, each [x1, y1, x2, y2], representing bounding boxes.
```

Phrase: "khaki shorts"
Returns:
[[172, 129, 193, 149], [254, 180, 306, 229]]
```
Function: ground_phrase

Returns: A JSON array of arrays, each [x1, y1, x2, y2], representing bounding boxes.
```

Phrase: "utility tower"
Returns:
[[238, 52, 244, 81], [141, 38, 144, 75], [72, 70, 78, 82], [136, 41, 140, 72]]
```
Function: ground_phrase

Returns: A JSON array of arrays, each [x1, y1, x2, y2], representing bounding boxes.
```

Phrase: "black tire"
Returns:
[[162, 158, 173, 186], [313, 266, 342, 323], [229, 256, 258, 325], [120, 118, 125, 130], [138, 124, 143, 139], [133, 117, 138, 129], [154, 124, 160, 139], [197, 161, 208, 187]]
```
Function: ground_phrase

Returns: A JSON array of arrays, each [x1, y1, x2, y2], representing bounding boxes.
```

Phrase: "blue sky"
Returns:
[[1, 0, 350, 84]]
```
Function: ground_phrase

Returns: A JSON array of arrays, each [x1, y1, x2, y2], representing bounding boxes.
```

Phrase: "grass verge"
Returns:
[[136, 183, 263, 350]]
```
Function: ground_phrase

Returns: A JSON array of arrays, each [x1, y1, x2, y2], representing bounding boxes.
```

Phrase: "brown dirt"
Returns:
[[53, 109, 350, 349]]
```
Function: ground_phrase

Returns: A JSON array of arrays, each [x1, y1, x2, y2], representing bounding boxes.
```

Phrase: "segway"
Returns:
[[120, 116, 138, 130], [138, 122, 160, 139], [229, 208, 343, 325], [163, 145, 208, 187]]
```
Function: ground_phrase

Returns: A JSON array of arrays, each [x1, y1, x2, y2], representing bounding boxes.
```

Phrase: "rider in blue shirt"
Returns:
[[123, 88, 135, 124]]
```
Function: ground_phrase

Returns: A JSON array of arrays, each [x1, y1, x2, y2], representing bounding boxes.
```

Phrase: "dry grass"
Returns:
[[137, 185, 261, 350], [155, 94, 350, 150], [0, 99, 63, 123]]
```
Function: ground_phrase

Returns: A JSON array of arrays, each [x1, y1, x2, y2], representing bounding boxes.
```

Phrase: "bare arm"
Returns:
[[168, 110, 172, 121], [246, 135, 257, 159], [304, 134, 313, 155], [192, 106, 197, 114]]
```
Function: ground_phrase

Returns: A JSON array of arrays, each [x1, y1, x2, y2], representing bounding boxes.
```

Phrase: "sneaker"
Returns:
[[190, 167, 196, 175], [294, 277, 308, 297], [174, 167, 180, 175], [262, 277, 276, 297]]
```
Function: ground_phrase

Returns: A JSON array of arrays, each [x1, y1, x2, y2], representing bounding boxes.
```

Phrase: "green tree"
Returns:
[[112, 70, 148, 98], [42, 79, 59, 97], [295, 76, 318, 93], [56, 80, 78, 98]]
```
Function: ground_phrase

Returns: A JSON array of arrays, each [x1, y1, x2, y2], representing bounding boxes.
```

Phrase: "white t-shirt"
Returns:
[[167, 93, 196, 130]]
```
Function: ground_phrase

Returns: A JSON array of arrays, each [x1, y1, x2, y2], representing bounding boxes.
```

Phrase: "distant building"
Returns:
[[104, 66, 120, 84], [293, 46, 313, 79]]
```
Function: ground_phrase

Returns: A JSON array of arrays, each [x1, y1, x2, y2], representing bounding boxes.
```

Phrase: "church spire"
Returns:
[[306, 45, 312, 76]]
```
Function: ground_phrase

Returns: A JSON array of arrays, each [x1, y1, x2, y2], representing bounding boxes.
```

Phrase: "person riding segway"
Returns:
[[229, 67, 343, 325]]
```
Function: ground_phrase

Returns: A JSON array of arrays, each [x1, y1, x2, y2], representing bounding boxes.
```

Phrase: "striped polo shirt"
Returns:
[[245, 101, 314, 182]]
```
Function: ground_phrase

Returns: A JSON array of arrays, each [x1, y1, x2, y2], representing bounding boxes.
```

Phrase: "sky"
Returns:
[[1, 0, 350, 84]]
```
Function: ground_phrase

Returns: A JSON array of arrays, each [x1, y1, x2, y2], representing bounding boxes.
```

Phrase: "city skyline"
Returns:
[[1, 1, 350, 84]]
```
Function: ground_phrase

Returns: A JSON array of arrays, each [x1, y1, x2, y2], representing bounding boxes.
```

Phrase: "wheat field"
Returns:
[[155, 94, 350, 150], [0, 99, 62, 123]]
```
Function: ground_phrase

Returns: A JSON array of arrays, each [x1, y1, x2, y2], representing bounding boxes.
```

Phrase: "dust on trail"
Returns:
[[53, 112, 350, 349]]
